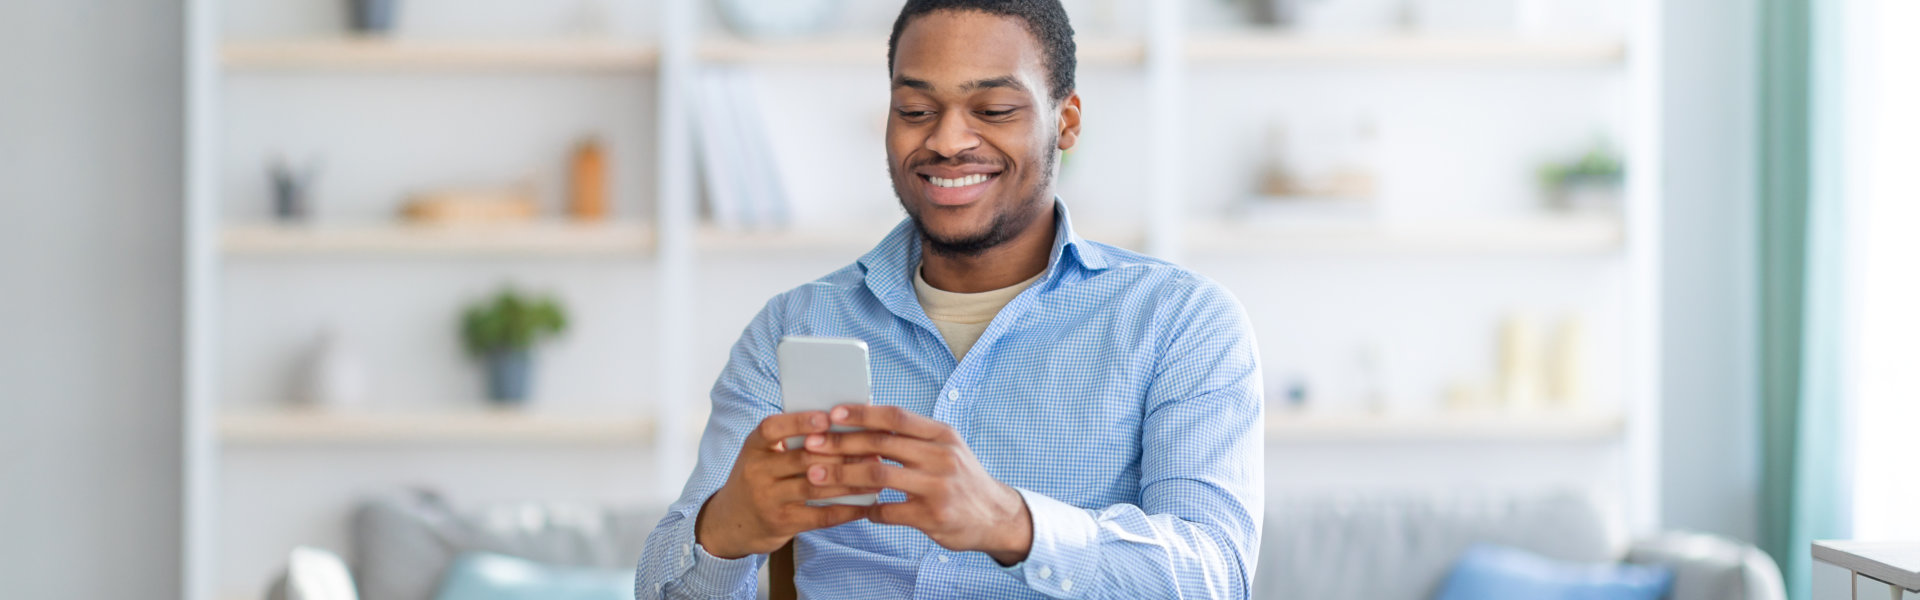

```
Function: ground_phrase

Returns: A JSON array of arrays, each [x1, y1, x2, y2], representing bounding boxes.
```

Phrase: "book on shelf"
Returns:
[[694, 68, 790, 231]]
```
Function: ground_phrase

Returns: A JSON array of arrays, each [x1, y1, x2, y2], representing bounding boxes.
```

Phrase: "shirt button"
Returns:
[[1062, 579, 1073, 592], [946, 389, 960, 401], [681, 544, 691, 556], [1037, 565, 1052, 580], [937, 555, 950, 563]]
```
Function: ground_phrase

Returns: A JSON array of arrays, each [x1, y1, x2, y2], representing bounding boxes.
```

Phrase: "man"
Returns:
[[635, 1, 1263, 598]]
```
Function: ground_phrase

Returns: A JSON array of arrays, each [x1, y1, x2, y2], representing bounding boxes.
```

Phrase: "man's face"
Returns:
[[886, 10, 1079, 256]]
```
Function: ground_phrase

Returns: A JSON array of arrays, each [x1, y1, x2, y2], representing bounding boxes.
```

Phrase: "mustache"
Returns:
[[908, 153, 1005, 171]]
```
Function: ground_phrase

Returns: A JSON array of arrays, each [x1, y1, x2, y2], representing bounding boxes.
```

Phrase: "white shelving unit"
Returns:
[[218, 411, 656, 445], [222, 222, 656, 257], [1185, 34, 1627, 64], [1266, 410, 1627, 443], [221, 38, 662, 71], [1186, 215, 1623, 255], [182, 1, 1665, 598]]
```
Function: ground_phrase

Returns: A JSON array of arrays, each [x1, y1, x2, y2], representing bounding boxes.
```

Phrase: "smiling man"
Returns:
[[634, 1, 1263, 598]]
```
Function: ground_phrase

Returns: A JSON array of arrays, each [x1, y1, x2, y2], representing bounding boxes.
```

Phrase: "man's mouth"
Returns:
[[924, 173, 996, 188]]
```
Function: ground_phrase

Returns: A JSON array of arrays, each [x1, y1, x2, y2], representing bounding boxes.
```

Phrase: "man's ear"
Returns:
[[1055, 92, 1082, 151]]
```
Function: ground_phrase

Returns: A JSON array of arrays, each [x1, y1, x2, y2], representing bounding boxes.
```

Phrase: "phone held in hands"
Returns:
[[777, 335, 880, 507]]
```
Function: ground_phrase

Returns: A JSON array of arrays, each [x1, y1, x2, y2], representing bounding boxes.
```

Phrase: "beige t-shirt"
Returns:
[[912, 265, 1044, 361]]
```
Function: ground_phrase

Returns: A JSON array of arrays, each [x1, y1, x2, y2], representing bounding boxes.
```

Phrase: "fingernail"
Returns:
[[806, 435, 823, 448], [810, 414, 825, 428], [832, 407, 848, 421], [809, 466, 825, 483]]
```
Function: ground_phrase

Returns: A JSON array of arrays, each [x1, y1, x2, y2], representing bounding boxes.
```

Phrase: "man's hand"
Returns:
[[695, 411, 880, 559], [802, 404, 1034, 565]]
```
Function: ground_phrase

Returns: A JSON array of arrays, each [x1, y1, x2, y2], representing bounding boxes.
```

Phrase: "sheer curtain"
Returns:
[[1761, 1, 1920, 597]]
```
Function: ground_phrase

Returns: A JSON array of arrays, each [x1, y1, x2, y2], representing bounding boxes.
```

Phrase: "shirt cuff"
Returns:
[[1012, 487, 1100, 599], [666, 507, 762, 597]]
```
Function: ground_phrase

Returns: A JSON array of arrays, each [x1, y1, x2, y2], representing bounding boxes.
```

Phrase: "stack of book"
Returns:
[[694, 68, 790, 231]]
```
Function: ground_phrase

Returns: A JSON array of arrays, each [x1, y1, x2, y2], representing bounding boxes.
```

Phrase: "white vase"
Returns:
[[304, 329, 366, 410]]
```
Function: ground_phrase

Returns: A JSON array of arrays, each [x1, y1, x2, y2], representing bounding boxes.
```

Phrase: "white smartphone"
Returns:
[[777, 335, 879, 507]]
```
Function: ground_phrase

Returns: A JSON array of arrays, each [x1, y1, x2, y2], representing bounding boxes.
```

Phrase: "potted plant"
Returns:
[[1538, 142, 1625, 214], [461, 288, 567, 405]]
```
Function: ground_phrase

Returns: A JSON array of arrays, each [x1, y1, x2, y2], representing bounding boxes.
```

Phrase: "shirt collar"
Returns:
[[858, 198, 1109, 301]]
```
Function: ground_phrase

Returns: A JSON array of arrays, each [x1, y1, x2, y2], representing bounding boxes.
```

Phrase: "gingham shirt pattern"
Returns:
[[636, 200, 1264, 599]]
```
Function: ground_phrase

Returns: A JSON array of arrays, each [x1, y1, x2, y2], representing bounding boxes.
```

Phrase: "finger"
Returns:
[[745, 411, 832, 453], [752, 443, 818, 479], [804, 430, 942, 468], [865, 500, 932, 529], [768, 476, 880, 503], [808, 461, 940, 496], [829, 405, 954, 442]]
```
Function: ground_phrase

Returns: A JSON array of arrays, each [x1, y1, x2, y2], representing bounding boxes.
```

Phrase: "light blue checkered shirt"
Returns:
[[636, 200, 1264, 599]]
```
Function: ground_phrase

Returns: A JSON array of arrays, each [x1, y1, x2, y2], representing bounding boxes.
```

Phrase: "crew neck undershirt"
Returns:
[[911, 265, 1044, 361]]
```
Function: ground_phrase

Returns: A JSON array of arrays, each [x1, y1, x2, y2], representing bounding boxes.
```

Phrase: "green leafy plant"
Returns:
[[461, 287, 568, 356], [1538, 143, 1625, 190]]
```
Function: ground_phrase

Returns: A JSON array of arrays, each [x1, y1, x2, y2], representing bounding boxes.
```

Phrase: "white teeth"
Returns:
[[929, 174, 990, 188]]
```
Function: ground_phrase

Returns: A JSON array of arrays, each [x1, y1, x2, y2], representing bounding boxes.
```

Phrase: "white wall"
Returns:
[[0, 0, 186, 598], [1659, 0, 1760, 541]]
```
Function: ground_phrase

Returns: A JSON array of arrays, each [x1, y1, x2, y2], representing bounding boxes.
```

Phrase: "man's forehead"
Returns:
[[891, 10, 1044, 94]]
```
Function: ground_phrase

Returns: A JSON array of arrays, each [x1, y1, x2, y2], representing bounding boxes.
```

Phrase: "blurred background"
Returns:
[[2, 0, 1915, 599]]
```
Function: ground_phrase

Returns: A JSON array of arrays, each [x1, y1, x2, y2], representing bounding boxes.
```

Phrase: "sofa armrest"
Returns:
[[1626, 532, 1785, 600], [266, 546, 361, 600]]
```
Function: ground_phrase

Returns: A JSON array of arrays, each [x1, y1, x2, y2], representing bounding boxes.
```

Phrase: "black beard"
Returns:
[[892, 140, 1058, 258]]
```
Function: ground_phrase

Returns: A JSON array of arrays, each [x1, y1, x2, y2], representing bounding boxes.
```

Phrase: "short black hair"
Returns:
[[886, 0, 1077, 104]]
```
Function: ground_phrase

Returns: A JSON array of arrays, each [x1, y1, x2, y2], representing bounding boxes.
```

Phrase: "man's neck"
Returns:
[[920, 208, 1057, 294]]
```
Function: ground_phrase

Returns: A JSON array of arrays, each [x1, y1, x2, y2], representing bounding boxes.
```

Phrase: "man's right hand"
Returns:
[[694, 411, 877, 559]]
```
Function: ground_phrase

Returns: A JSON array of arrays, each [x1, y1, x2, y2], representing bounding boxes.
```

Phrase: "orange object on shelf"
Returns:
[[570, 138, 608, 221]]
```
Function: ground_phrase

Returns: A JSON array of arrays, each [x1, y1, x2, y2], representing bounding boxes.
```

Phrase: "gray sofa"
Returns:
[[293, 488, 1782, 600], [1256, 490, 1785, 600]]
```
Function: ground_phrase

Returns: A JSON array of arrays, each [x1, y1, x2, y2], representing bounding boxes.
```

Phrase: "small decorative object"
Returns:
[[715, 0, 841, 39], [569, 138, 609, 221], [1283, 375, 1311, 410], [1496, 313, 1546, 411], [1538, 141, 1624, 214], [400, 184, 539, 225], [300, 327, 366, 410], [1355, 344, 1388, 413], [1544, 315, 1587, 407], [348, 0, 399, 35], [269, 156, 320, 222], [1242, 117, 1380, 223], [461, 288, 568, 405]]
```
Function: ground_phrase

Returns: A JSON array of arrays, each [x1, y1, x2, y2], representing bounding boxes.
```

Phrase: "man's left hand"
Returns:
[[802, 404, 1033, 565]]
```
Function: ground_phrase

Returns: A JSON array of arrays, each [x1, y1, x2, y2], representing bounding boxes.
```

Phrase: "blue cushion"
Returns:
[[433, 552, 633, 600], [1434, 544, 1675, 600]]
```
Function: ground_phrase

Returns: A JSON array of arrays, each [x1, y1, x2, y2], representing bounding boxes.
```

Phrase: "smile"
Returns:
[[925, 173, 996, 188]]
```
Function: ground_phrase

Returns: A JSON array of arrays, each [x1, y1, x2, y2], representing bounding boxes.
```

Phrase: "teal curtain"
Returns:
[[1758, 0, 1851, 598]]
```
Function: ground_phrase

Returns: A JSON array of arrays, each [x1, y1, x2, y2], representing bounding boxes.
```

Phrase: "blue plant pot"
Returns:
[[349, 0, 398, 34], [484, 349, 534, 405]]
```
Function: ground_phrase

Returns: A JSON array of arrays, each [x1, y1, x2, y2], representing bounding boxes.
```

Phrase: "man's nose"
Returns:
[[924, 110, 980, 158]]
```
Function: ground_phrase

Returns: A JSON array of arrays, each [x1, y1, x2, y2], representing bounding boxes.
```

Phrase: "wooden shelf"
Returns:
[[222, 38, 660, 71], [696, 36, 1147, 66], [1187, 34, 1627, 65], [1186, 215, 1623, 255], [1267, 411, 1626, 443], [219, 412, 656, 445], [222, 222, 655, 257], [693, 222, 1147, 253]]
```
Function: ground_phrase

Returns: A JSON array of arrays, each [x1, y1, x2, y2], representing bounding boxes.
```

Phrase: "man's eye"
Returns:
[[979, 109, 1016, 118], [897, 110, 933, 120]]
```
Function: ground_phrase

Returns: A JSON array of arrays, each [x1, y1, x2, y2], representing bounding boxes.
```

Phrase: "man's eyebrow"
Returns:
[[893, 76, 934, 91], [891, 75, 1027, 93]]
